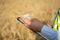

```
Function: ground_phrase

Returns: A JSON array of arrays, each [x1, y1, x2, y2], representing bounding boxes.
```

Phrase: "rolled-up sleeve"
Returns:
[[39, 25, 58, 40]]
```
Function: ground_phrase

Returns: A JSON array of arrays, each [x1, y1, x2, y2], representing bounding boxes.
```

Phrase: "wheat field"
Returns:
[[0, 0, 60, 40]]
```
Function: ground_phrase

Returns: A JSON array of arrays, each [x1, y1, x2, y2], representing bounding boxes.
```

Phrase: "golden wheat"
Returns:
[[0, 0, 60, 40]]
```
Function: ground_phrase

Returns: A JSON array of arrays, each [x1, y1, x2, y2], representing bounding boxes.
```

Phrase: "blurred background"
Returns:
[[0, 0, 60, 40]]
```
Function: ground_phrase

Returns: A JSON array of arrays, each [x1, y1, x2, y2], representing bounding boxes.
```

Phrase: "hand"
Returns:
[[20, 17, 44, 32]]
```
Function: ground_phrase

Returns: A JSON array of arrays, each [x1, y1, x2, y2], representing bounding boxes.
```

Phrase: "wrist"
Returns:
[[39, 24, 44, 32], [36, 23, 44, 32]]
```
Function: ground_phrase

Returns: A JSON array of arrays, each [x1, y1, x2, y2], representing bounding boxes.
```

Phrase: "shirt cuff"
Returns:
[[40, 25, 58, 40]]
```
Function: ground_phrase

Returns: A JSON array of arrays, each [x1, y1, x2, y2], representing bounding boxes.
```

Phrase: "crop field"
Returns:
[[0, 0, 60, 40]]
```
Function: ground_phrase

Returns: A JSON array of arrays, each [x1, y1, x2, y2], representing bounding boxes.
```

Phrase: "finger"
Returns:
[[24, 24, 29, 28], [20, 17, 31, 26]]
